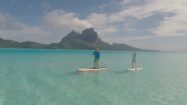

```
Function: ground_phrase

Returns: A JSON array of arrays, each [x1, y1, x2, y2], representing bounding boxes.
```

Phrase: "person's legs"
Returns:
[[96, 61, 99, 69], [94, 58, 98, 68], [94, 59, 96, 68], [134, 60, 136, 69], [94, 58, 99, 69], [132, 59, 135, 68]]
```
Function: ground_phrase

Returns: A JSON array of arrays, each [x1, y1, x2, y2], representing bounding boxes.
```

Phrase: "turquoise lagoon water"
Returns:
[[0, 49, 187, 105]]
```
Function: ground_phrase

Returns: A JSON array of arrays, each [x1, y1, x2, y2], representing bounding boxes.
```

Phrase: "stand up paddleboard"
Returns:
[[77, 67, 107, 72], [128, 67, 143, 71], [127, 52, 143, 71]]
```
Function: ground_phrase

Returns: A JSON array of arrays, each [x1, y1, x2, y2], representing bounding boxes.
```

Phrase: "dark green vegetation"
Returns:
[[0, 28, 143, 50]]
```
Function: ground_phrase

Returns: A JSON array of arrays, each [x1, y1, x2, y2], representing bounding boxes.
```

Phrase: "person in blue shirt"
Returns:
[[92, 48, 100, 69]]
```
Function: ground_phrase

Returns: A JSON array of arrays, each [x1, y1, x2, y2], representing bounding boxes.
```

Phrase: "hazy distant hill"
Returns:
[[0, 38, 20, 48], [0, 28, 143, 51], [0, 38, 48, 48]]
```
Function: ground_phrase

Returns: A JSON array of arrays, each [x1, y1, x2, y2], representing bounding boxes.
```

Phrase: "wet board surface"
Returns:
[[77, 67, 107, 72], [127, 67, 143, 71]]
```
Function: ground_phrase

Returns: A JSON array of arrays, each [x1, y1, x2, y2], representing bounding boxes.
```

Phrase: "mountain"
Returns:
[[0, 28, 144, 51], [58, 28, 141, 50], [58, 28, 110, 49]]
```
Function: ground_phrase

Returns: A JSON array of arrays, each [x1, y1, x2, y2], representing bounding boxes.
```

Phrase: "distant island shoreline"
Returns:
[[0, 28, 152, 51]]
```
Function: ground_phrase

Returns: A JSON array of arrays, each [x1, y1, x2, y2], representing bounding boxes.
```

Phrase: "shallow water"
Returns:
[[0, 49, 187, 105]]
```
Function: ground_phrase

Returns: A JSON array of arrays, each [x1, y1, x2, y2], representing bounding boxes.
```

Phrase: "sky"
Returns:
[[0, 0, 187, 51]]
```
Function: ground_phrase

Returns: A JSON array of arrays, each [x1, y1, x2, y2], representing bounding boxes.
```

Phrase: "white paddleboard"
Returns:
[[128, 67, 143, 71], [77, 67, 107, 72]]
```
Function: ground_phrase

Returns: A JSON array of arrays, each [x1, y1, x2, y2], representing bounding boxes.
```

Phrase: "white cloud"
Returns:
[[43, 10, 118, 36], [43, 10, 91, 32], [86, 13, 118, 33], [121, 0, 133, 5], [153, 15, 187, 36], [116, 0, 187, 37], [95, 0, 187, 37], [42, 10, 118, 35]]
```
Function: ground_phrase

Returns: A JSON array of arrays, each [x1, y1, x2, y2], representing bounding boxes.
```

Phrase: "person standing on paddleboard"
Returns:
[[92, 48, 100, 69]]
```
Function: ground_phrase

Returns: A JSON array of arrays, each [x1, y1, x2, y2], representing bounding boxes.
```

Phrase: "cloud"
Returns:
[[120, 0, 133, 5], [43, 10, 118, 37], [116, 0, 187, 37], [153, 15, 187, 36], [95, 0, 187, 38], [86, 13, 118, 33], [43, 10, 91, 32]]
